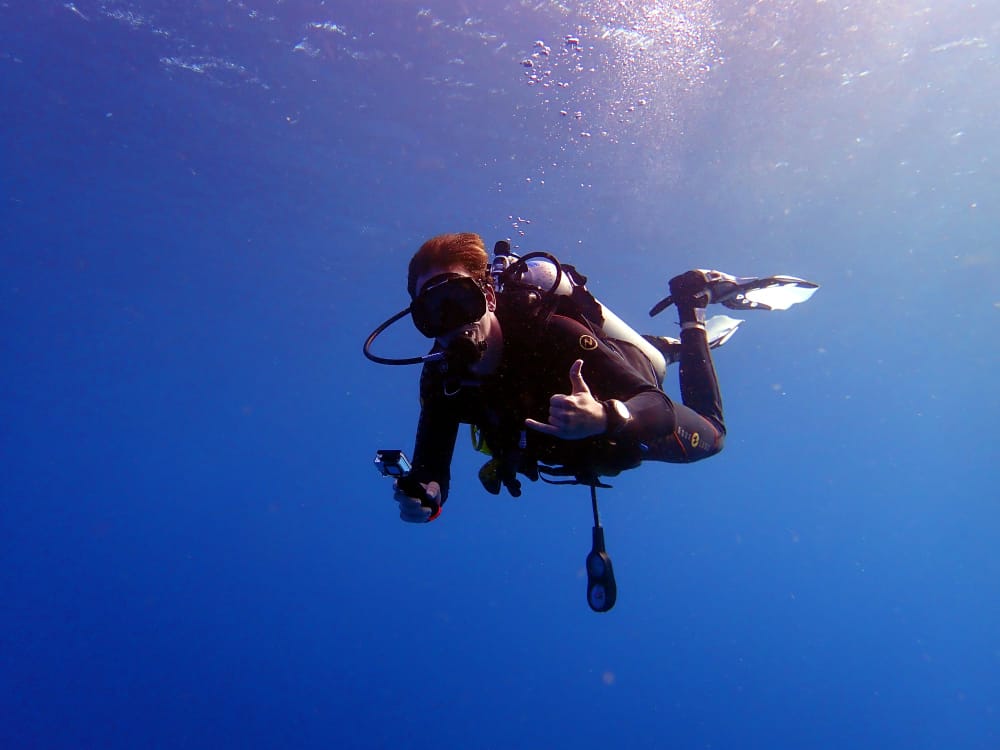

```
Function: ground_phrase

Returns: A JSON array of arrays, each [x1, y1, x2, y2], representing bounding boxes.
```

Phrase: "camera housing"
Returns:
[[374, 449, 412, 478]]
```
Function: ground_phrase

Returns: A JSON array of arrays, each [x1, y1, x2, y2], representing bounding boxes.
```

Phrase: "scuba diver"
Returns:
[[365, 232, 818, 611]]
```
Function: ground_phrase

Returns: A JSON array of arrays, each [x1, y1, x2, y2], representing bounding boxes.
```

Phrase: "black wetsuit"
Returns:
[[410, 300, 725, 503]]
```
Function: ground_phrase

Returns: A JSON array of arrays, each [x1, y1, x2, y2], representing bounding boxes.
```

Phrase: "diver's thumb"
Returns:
[[568, 359, 591, 395]]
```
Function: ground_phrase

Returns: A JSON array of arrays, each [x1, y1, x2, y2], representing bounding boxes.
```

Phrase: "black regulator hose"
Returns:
[[363, 307, 441, 366]]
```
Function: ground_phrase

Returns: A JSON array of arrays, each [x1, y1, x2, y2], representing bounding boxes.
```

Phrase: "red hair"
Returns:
[[407, 233, 490, 298]]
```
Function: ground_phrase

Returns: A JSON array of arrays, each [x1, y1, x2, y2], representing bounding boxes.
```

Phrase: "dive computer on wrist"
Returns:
[[603, 399, 632, 436]]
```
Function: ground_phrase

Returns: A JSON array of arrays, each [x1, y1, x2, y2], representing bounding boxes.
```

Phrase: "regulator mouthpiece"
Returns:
[[445, 335, 486, 368]]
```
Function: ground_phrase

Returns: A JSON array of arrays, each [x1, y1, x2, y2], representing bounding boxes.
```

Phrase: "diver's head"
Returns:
[[410, 236, 502, 371], [363, 233, 500, 368]]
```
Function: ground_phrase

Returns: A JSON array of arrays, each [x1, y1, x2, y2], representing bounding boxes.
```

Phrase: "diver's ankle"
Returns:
[[677, 304, 706, 328]]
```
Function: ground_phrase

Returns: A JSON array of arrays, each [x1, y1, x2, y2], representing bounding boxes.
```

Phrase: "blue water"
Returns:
[[3, 2, 998, 748]]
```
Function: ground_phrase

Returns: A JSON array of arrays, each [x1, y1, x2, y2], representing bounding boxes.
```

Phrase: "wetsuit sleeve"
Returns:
[[615, 379, 676, 442], [409, 365, 460, 502]]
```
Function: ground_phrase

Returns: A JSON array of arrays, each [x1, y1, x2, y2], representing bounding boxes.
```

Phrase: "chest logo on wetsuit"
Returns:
[[578, 334, 598, 351], [690, 432, 700, 448]]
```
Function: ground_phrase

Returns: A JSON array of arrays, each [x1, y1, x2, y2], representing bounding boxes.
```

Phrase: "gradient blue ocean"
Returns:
[[3, 2, 997, 748]]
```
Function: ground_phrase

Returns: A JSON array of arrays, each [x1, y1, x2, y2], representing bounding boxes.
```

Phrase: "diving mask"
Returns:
[[410, 274, 488, 338]]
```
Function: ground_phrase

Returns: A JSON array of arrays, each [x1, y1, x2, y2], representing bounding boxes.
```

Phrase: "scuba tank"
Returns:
[[491, 241, 669, 384]]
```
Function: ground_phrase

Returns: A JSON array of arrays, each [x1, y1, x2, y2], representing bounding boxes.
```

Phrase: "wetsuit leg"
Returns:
[[678, 326, 724, 433], [641, 326, 725, 463]]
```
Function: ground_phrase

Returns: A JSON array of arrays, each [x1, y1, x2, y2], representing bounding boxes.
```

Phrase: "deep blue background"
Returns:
[[2, 2, 997, 748]]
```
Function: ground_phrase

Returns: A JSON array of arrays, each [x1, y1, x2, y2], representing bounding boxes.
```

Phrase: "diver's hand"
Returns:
[[525, 359, 607, 440], [393, 479, 442, 523]]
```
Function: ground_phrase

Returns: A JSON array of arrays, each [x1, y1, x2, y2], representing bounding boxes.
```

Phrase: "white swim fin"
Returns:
[[650, 273, 819, 317]]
